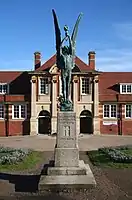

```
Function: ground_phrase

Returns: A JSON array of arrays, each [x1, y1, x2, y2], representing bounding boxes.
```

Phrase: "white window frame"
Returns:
[[0, 83, 9, 94], [80, 77, 90, 95], [12, 104, 27, 119], [103, 104, 117, 119], [0, 104, 4, 119], [125, 104, 132, 118], [39, 77, 49, 95], [120, 83, 132, 94]]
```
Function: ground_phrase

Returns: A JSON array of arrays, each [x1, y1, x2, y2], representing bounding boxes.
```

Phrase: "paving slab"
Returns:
[[0, 134, 132, 151]]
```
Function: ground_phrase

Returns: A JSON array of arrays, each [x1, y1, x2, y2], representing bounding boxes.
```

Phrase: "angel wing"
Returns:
[[71, 13, 83, 68], [52, 9, 62, 69]]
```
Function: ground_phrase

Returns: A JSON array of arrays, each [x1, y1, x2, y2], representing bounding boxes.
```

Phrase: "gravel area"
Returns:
[[0, 151, 132, 200]]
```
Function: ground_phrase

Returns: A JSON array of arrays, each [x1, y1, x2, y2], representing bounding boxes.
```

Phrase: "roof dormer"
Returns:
[[120, 83, 132, 94]]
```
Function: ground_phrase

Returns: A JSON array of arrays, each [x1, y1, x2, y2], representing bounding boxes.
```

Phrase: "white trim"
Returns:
[[38, 77, 49, 95], [12, 104, 27, 119], [120, 83, 132, 94], [125, 104, 132, 118], [80, 77, 90, 95], [103, 104, 117, 119], [38, 77, 41, 95], [59, 76, 63, 95], [0, 104, 4, 119], [0, 83, 9, 94]]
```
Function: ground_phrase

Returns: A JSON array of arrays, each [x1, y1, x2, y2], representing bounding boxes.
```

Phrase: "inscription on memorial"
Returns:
[[60, 119, 75, 122], [60, 137, 74, 140], [64, 126, 70, 136]]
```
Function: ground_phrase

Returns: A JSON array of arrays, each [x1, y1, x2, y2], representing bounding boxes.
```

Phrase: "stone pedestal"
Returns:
[[54, 112, 79, 167], [39, 112, 96, 191]]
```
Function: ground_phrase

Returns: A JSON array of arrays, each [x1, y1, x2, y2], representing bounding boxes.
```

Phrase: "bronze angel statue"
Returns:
[[52, 9, 83, 111]]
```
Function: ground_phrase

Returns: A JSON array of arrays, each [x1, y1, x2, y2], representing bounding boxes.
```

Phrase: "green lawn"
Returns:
[[88, 149, 132, 168], [123, 149, 132, 156], [0, 151, 44, 172]]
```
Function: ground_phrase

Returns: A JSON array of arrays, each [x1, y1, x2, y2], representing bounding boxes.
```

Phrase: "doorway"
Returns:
[[80, 110, 93, 134], [38, 110, 51, 134]]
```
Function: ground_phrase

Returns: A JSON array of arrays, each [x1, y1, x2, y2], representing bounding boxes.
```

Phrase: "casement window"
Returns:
[[81, 77, 90, 95], [0, 104, 4, 119], [0, 83, 9, 94], [120, 84, 132, 94], [12, 104, 27, 119], [103, 104, 117, 118], [125, 104, 132, 118], [39, 78, 49, 95]]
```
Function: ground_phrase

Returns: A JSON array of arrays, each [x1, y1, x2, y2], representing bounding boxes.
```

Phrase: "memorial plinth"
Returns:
[[39, 112, 96, 191]]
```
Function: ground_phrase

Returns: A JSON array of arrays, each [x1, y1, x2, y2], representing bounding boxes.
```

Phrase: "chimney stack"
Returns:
[[88, 51, 95, 70], [34, 52, 41, 70]]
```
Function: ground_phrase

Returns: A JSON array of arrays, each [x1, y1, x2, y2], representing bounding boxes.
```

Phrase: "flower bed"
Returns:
[[0, 146, 31, 165], [98, 145, 132, 163]]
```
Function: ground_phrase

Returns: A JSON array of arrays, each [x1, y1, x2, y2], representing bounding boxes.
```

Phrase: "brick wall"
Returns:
[[8, 120, 30, 136], [0, 103, 30, 137], [100, 104, 132, 135], [0, 121, 5, 136], [100, 120, 118, 135]]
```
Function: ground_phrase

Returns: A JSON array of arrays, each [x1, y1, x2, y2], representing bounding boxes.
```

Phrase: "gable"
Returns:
[[72, 65, 81, 72], [35, 54, 93, 72], [49, 64, 59, 74]]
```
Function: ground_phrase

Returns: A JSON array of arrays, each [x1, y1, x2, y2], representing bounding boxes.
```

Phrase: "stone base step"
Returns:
[[47, 160, 87, 176], [39, 174, 96, 191], [39, 163, 96, 191], [48, 167, 87, 175]]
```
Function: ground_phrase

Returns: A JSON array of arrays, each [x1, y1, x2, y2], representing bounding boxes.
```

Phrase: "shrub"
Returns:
[[98, 145, 132, 163], [0, 146, 32, 165]]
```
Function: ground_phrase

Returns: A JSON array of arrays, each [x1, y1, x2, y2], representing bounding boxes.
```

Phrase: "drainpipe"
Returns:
[[116, 94, 122, 135], [120, 103, 122, 135], [4, 95, 9, 137]]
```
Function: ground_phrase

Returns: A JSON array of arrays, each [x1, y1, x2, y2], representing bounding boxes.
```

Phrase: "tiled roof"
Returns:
[[35, 54, 93, 72], [0, 71, 22, 83], [99, 72, 132, 102], [36, 55, 56, 71]]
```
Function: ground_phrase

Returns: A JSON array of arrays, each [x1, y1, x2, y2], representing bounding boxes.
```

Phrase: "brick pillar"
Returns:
[[51, 76, 57, 134], [30, 76, 37, 135], [88, 51, 95, 70], [93, 76, 100, 135], [34, 52, 41, 70]]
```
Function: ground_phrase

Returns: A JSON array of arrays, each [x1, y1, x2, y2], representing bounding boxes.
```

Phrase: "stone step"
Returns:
[[39, 174, 96, 191], [39, 162, 96, 191], [48, 167, 87, 175]]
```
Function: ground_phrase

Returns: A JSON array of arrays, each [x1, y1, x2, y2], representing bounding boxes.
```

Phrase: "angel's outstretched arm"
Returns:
[[67, 35, 72, 55], [61, 36, 67, 47]]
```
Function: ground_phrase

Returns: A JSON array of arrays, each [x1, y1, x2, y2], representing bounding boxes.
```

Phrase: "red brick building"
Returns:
[[99, 72, 132, 135], [0, 52, 132, 136]]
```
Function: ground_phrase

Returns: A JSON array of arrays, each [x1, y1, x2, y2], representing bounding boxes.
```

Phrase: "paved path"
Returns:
[[0, 134, 132, 151]]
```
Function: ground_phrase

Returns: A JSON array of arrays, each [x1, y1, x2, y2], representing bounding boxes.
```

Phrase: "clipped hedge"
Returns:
[[98, 145, 132, 163], [0, 146, 32, 165]]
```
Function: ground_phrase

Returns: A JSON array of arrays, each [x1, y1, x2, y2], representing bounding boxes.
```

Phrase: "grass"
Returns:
[[0, 151, 44, 172], [88, 149, 132, 168], [123, 149, 132, 156]]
